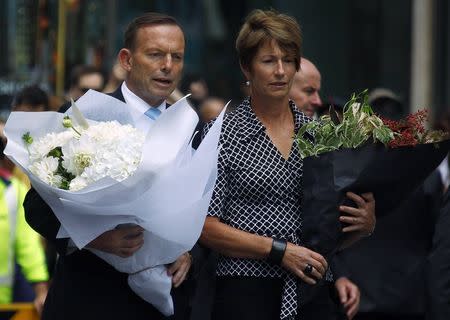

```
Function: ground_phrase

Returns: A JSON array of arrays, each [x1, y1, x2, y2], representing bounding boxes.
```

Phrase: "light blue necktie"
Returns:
[[144, 107, 162, 120]]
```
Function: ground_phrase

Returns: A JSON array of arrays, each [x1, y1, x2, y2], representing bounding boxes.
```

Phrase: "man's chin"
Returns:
[[149, 87, 174, 101]]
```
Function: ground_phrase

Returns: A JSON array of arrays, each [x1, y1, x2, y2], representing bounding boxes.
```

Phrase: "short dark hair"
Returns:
[[69, 65, 103, 89], [236, 9, 302, 71], [12, 85, 49, 110], [124, 12, 182, 50]]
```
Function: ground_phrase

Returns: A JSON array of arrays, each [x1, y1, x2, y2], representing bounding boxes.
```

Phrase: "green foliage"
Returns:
[[22, 132, 33, 145], [296, 90, 395, 158], [47, 147, 75, 187]]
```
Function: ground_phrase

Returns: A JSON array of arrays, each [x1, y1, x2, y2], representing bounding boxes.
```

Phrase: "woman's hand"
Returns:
[[281, 243, 328, 285], [339, 192, 376, 237]]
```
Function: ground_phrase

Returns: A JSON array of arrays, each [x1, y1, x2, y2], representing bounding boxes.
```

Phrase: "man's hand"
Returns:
[[281, 242, 328, 285], [339, 192, 376, 237], [86, 225, 144, 258], [335, 276, 360, 320], [167, 252, 192, 288]]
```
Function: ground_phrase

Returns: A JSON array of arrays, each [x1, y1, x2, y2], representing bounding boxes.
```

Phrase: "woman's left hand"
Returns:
[[339, 192, 376, 237]]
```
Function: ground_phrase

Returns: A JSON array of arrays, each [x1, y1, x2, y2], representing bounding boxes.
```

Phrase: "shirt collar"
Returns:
[[121, 82, 166, 115], [236, 97, 309, 141]]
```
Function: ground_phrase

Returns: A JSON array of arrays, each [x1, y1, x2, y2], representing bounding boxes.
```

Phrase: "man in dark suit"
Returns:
[[24, 12, 192, 320], [332, 171, 443, 320], [427, 163, 450, 320], [332, 90, 445, 320]]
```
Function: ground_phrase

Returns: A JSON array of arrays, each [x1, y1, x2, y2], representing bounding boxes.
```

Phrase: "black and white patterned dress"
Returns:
[[204, 98, 311, 319]]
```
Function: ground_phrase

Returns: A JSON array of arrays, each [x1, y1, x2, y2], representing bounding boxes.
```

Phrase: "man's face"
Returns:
[[121, 24, 185, 106], [290, 64, 322, 117]]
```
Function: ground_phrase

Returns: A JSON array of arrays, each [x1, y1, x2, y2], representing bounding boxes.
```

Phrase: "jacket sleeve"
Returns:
[[426, 191, 450, 320], [15, 180, 49, 283], [23, 186, 69, 255]]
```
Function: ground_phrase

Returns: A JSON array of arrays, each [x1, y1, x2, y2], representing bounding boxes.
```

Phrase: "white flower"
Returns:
[[62, 136, 96, 176], [29, 156, 63, 187], [69, 176, 88, 191], [27, 120, 144, 190], [29, 131, 74, 162]]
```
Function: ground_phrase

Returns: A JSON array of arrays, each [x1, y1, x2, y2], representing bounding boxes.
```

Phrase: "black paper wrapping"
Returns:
[[298, 139, 450, 306]]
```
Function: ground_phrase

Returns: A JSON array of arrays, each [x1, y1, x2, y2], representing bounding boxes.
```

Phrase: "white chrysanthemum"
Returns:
[[77, 122, 144, 185], [29, 131, 74, 162], [69, 176, 88, 191], [62, 136, 96, 176], [28, 120, 144, 191], [29, 156, 63, 187]]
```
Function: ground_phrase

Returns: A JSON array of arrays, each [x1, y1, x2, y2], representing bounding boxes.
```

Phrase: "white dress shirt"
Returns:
[[121, 82, 166, 117]]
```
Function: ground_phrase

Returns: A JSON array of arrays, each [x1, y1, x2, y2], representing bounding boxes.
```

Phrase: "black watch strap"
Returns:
[[268, 238, 287, 265]]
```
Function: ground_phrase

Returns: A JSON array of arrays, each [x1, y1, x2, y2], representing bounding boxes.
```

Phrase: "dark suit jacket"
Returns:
[[24, 86, 191, 320], [332, 171, 443, 316], [426, 188, 450, 320]]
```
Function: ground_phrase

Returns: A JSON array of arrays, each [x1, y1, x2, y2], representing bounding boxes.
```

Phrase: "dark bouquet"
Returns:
[[297, 90, 450, 257], [295, 90, 449, 304]]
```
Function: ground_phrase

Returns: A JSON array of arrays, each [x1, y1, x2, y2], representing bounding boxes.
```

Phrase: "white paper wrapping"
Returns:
[[3, 90, 225, 315]]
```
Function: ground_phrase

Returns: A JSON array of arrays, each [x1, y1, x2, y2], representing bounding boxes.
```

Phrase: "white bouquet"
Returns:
[[26, 119, 145, 191], [4, 90, 224, 316]]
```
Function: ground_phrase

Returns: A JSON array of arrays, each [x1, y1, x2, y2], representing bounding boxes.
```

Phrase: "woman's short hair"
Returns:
[[236, 9, 302, 71], [124, 12, 182, 50]]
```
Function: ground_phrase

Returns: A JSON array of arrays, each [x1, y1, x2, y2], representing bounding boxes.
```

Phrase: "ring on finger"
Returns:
[[304, 263, 313, 275]]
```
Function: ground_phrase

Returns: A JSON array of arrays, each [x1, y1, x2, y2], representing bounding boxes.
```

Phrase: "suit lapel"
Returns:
[[107, 85, 126, 103]]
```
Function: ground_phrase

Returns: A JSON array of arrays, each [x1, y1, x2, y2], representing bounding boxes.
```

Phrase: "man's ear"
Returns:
[[118, 48, 132, 72]]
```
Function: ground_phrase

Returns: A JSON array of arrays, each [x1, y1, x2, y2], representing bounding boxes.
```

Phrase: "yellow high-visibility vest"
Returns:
[[0, 177, 48, 303]]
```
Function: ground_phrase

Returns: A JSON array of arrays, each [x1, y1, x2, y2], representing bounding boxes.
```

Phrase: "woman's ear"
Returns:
[[118, 49, 132, 72], [240, 62, 251, 83]]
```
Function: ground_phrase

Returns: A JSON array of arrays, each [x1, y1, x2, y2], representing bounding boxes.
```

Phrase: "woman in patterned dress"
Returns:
[[199, 9, 376, 320]]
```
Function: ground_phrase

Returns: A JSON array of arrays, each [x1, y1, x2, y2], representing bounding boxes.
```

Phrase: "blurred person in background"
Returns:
[[289, 58, 322, 118], [9, 86, 58, 286], [199, 97, 226, 123], [0, 133, 49, 316], [289, 58, 362, 320], [368, 88, 404, 120], [103, 61, 127, 94], [333, 89, 444, 320], [180, 74, 209, 110], [318, 96, 346, 119], [10, 85, 50, 188], [192, 96, 226, 153], [66, 65, 105, 101], [11, 85, 49, 113]]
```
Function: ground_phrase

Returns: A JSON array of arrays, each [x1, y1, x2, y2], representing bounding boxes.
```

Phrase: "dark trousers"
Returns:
[[301, 281, 347, 320], [355, 313, 424, 320], [212, 276, 283, 320], [212, 276, 344, 320]]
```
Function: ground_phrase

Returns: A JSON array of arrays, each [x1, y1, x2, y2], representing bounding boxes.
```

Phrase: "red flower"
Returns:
[[381, 109, 429, 148]]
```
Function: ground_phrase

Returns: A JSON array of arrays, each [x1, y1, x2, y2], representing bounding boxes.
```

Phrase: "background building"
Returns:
[[0, 0, 448, 118]]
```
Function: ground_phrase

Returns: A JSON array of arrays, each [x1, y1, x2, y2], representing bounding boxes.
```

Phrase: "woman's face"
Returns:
[[244, 39, 297, 101]]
